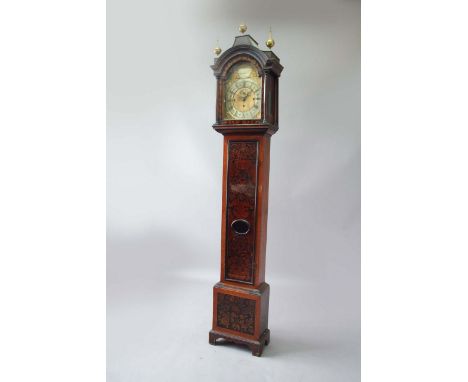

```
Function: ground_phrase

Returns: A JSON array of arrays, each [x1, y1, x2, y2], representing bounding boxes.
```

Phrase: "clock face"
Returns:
[[223, 62, 262, 120]]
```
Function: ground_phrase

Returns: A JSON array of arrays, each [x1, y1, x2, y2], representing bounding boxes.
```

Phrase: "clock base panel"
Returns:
[[210, 282, 270, 356]]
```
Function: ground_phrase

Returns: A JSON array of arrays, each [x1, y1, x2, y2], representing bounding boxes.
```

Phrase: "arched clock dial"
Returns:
[[223, 62, 262, 120]]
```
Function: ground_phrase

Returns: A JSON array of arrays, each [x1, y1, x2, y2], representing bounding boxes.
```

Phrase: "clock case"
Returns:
[[209, 34, 283, 357]]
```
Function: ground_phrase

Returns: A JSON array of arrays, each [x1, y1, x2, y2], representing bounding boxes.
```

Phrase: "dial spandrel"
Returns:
[[223, 62, 262, 121]]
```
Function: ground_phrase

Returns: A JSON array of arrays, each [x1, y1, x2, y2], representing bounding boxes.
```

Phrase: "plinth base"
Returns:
[[209, 328, 270, 357]]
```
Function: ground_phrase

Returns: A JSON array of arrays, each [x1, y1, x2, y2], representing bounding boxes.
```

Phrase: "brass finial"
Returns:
[[266, 27, 275, 49], [214, 40, 222, 56], [239, 23, 247, 34]]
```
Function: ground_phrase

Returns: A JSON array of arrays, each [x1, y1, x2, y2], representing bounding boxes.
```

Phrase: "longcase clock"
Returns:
[[208, 26, 283, 357]]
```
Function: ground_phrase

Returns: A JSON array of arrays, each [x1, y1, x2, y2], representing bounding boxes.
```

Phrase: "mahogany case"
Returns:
[[209, 34, 283, 357]]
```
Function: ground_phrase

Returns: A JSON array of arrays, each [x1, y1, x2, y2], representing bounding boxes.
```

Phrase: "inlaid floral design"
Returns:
[[225, 141, 258, 283], [217, 293, 256, 335]]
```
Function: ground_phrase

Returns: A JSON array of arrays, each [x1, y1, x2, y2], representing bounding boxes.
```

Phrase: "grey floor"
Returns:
[[107, 239, 360, 382]]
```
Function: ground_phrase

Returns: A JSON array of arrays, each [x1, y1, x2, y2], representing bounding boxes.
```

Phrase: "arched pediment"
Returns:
[[211, 37, 283, 79]]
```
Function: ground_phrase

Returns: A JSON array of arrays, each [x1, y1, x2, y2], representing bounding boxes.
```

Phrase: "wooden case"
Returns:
[[209, 34, 283, 357]]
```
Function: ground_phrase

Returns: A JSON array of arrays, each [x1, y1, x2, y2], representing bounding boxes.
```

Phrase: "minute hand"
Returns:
[[242, 91, 252, 101]]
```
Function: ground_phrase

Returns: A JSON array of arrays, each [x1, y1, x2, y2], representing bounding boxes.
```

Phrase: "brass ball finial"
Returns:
[[214, 40, 222, 56], [266, 27, 275, 49], [239, 23, 247, 34]]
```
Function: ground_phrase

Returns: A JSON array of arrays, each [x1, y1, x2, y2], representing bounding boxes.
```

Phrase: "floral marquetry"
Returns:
[[217, 293, 256, 335], [225, 141, 258, 283]]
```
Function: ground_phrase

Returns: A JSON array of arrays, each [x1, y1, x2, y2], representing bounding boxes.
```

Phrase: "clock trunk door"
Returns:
[[223, 139, 260, 284]]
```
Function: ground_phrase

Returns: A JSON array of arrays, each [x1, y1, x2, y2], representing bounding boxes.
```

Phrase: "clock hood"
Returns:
[[211, 34, 283, 79]]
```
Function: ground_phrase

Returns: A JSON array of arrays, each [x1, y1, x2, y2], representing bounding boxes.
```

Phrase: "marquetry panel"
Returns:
[[216, 293, 256, 335], [225, 141, 258, 283]]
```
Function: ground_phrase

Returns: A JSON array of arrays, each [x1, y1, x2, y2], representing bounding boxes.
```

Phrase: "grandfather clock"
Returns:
[[208, 25, 283, 357]]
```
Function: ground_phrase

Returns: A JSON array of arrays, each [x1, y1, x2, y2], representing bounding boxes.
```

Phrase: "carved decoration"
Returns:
[[217, 293, 256, 335], [225, 141, 258, 283]]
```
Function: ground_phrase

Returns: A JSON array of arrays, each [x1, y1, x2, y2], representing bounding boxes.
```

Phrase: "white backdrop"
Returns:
[[107, 0, 360, 380]]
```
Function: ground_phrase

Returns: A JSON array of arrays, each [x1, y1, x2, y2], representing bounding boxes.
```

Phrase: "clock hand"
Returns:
[[241, 91, 252, 102]]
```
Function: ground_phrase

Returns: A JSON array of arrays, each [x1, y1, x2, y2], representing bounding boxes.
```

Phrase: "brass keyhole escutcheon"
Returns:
[[231, 219, 250, 235]]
